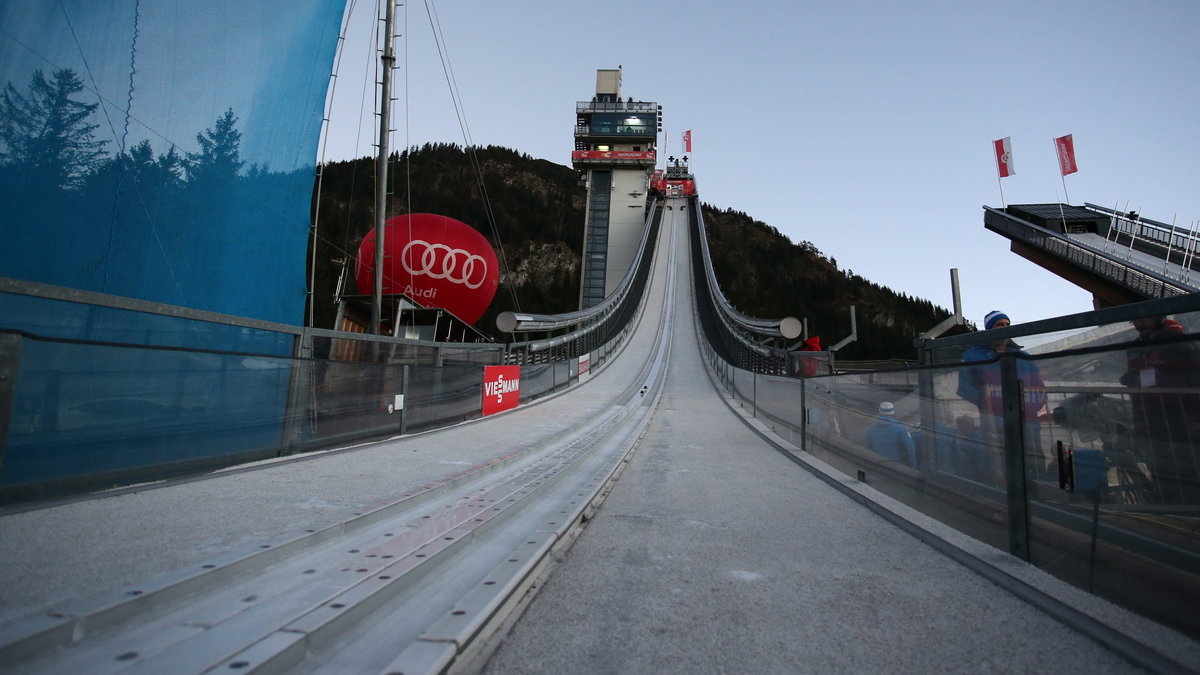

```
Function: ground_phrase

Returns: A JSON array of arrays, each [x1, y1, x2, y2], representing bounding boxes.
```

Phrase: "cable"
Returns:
[[423, 0, 520, 313], [310, 0, 361, 326]]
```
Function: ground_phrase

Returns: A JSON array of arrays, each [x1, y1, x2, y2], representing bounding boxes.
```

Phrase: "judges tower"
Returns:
[[573, 69, 661, 308]]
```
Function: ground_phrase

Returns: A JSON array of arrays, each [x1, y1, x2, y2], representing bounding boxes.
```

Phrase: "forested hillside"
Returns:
[[310, 144, 955, 359], [309, 143, 585, 334], [701, 207, 956, 360]]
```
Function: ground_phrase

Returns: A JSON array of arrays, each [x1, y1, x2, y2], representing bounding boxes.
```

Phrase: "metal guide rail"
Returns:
[[0, 198, 683, 675], [0, 404, 642, 673], [689, 199, 799, 375], [498, 198, 663, 366]]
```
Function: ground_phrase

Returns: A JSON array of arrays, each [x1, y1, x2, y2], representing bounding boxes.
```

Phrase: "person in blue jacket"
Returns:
[[867, 401, 916, 467], [957, 310, 1048, 476]]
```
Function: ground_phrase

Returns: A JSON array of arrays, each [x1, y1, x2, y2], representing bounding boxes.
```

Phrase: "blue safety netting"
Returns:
[[0, 0, 345, 325]]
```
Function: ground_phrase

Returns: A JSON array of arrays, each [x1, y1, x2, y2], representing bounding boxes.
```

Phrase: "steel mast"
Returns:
[[370, 0, 397, 335]]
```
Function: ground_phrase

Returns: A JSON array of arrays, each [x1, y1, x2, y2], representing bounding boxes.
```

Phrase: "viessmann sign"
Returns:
[[482, 365, 521, 416]]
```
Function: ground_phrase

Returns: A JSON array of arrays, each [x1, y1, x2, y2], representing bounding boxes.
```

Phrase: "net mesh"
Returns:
[[0, 0, 345, 325]]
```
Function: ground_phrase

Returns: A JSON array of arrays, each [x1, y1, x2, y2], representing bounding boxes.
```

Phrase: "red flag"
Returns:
[[683, 129, 692, 153], [993, 137, 1015, 178], [1055, 134, 1078, 176]]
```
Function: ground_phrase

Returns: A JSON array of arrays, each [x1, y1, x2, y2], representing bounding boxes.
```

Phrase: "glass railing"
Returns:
[[576, 100, 659, 114], [0, 282, 299, 355], [702, 326, 1200, 641], [0, 265, 646, 505], [0, 327, 606, 504]]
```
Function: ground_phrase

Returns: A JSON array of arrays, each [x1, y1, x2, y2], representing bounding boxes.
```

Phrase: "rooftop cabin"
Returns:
[[572, 68, 659, 170], [995, 203, 1111, 236], [573, 105, 659, 137]]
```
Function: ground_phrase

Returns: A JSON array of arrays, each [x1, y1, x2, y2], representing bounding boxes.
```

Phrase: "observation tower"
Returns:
[[573, 69, 661, 308]]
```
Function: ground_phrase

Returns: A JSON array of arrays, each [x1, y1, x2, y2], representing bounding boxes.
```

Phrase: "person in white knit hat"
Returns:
[[867, 401, 916, 467]]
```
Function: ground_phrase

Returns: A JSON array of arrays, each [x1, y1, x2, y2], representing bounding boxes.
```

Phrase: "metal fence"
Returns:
[[701, 301, 1200, 641], [689, 199, 806, 375], [499, 200, 663, 366], [983, 207, 1195, 299], [0, 273, 621, 504]]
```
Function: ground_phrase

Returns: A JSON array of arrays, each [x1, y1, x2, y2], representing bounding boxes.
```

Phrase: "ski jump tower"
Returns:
[[573, 69, 661, 309]]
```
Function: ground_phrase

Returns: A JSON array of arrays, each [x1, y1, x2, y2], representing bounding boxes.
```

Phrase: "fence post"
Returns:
[[916, 369, 937, 474], [752, 371, 758, 418], [0, 333, 20, 473], [400, 365, 410, 436], [800, 375, 807, 453], [1000, 354, 1031, 561]]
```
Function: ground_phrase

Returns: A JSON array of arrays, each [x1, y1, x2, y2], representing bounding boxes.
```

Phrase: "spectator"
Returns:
[[794, 335, 822, 377], [1119, 316, 1200, 503], [953, 415, 992, 483], [956, 311, 1049, 477], [867, 401, 916, 467]]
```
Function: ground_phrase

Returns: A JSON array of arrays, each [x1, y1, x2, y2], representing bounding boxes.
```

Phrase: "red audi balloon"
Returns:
[[354, 214, 500, 325]]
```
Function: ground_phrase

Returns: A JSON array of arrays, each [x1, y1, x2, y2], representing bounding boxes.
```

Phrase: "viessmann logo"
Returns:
[[401, 239, 488, 289], [482, 365, 521, 416]]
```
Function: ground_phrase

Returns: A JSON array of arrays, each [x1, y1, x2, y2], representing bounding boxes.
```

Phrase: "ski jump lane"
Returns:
[[0, 199, 677, 673], [0, 200, 1193, 673]]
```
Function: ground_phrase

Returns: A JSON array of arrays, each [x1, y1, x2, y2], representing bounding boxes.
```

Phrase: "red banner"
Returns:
[[1055, 134, 1078, 176], [993, 137, 1014, 178], [683, 129, 692, 153], [482, 365, 521, 416], [571, 150, 655, 160]]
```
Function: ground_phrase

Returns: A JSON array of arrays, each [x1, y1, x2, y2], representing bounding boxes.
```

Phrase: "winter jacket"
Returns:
[[956, 341, 1046, 421], [867, 416, 916, 467]]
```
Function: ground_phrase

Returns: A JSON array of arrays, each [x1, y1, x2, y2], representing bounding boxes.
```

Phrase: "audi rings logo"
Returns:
[[401, 239, 489, 289]]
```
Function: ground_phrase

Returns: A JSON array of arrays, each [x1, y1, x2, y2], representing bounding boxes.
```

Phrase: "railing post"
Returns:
[[399, 365, 409, 436], [0, 332, 21, 474], [799, 375, 807, 453], [752, 371, 758, 418], [916, 368, 936, 474], [1000, 354, 1031, 561], [281, 353, 309, 457]]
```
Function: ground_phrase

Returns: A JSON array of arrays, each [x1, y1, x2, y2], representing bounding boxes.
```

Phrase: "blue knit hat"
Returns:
[[984, 310, 1009, 330]]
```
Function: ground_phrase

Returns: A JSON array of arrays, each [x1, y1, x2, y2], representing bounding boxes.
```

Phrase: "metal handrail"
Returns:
[[575, 100, 659, 114], [693, 202, 802, 340], [687, 200, 795, 374], [497, 198, 661, 334], [1083, 203, 1200, 273], [983, 207, 1196, 298]]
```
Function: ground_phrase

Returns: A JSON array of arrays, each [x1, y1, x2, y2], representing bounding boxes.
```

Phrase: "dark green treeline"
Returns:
[[310, 144, 954, 360]]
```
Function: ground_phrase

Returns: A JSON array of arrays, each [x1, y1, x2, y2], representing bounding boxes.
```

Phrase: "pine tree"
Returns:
[[0, 68, 107, 191], [186, 108, 243, 189]]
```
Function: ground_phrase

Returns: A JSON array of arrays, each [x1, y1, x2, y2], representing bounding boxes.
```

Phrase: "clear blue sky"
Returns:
[[322, 0, 1200, 333]]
